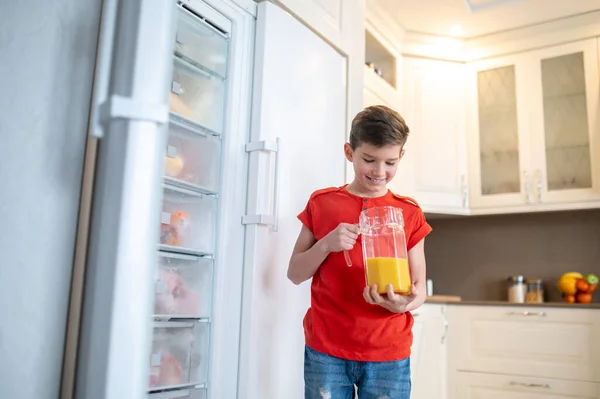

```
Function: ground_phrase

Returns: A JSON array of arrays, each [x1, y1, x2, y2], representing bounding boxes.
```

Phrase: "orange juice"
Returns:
[[365, 257, 411, 295]]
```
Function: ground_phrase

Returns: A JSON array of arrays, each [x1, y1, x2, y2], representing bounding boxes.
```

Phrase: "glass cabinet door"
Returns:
[[467, 55, 532, 209], [531, 39, 600, 204], [477, 65, 521, 196]]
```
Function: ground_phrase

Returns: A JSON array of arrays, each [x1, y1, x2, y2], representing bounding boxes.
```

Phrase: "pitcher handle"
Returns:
[[344, 250, 352, 267]]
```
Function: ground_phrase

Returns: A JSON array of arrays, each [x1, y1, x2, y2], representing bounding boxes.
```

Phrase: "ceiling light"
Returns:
[[450, 25, 463, 36]]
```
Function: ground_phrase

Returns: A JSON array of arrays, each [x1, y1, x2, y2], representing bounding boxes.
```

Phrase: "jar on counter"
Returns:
[[526, 278, 544, 303], [508, 275, 527, 303]]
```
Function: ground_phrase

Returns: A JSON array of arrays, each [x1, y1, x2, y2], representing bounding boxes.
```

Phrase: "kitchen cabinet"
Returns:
[[410, 304, 448, 399], [447, 305, 600, 398], [271, 0, 361, 55], [466, 38, 600, 213], [454, 372, 600, 398], [394, 57, 468, 214]]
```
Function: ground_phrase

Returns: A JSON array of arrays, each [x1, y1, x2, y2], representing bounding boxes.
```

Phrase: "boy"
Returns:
[[287, 105, 432, 399]]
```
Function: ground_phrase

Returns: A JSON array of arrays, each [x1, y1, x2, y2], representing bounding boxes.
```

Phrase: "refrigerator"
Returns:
[[57, 0, 348, 398]]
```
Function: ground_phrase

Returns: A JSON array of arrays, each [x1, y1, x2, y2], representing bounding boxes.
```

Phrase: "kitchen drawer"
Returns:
[[149, 321, 210, 390], [155, 253, 213, 318], [448, 305, 600, 382], [164, 120, 221, 193], [174, 5, 228, 78], [149, 387, 206, 399], [453, 371, 600, 398], [169, 56, 225, 136], [159, 185, 217, 256]]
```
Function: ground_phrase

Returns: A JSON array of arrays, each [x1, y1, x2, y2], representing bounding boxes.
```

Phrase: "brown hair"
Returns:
[[348, 105, 409, 150]]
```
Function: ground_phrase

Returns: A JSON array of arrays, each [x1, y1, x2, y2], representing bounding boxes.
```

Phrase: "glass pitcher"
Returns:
[[359, 206, 411, 295]]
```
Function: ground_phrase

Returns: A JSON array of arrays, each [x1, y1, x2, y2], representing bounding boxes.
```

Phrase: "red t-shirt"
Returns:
[[297, 185, 432, 362]]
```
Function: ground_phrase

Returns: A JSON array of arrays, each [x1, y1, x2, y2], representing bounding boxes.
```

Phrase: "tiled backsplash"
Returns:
[[425, 209, 600, 303]]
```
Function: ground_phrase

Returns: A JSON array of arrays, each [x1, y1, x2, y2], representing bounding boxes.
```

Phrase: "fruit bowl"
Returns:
[[557, 272, 598, 304]]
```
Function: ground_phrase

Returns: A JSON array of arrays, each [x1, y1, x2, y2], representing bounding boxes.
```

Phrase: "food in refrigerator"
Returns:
[[149, 350, 184, 387], [149, 322, 209, 390], [160, 211, 191, 247], [155, 254, 213, 318], [155, 269, 200, 316], [164, 123, 221, 192], [159, 187, 216, 254], [169, 92, 194, 119]]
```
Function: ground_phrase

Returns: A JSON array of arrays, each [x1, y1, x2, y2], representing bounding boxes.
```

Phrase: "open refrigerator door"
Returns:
[[149, 3, 231, 397], [72, 1, 254, 399]]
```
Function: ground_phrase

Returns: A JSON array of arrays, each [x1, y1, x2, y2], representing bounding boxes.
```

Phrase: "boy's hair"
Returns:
[[349, 105, 409, 150]]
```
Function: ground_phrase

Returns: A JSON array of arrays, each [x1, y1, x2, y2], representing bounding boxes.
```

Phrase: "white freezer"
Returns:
[[71, 0, 349, 398]]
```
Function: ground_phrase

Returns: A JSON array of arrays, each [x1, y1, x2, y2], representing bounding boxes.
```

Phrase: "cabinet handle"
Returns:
[[509, 381, 550, 389], [535, 169, 542, 203], [461, 174, 468, 208], [441, 319, 448, 344], [507, 311, 547, 317], [522, 170, 530, 203]]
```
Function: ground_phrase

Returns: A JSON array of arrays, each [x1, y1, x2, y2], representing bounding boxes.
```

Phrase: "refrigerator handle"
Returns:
[[272, 137, 281, 232], [242, 137, 281, 232]]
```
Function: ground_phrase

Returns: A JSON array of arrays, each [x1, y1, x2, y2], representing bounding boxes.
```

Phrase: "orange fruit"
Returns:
[[564, 294, 576, 304], [576, 292, 592, 304], [576, 278, 590, 293], [558, 275, 579, 295]]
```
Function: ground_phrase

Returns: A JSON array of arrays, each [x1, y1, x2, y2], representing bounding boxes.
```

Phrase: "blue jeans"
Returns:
[[304, 345, 411, 399]]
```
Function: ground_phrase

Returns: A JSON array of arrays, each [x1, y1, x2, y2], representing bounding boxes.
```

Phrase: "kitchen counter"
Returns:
[[425, 296, 600, 309]]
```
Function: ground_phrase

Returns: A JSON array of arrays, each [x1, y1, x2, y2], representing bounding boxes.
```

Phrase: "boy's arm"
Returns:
[[287, 225, 330, 285], [407, 238, 427, 310]]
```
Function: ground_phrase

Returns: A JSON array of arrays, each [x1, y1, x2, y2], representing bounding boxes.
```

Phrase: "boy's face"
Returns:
[[344, 142, 404, 195]]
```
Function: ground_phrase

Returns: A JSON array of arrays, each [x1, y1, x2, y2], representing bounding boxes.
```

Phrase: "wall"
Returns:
[[0, 1, 100, 398], [425, 209, 600, 303]]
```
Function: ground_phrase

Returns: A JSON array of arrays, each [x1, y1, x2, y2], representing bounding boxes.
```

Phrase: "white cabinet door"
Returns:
[[400, 57, 468, 213], [411, 304, 448, 399], [454, 371, 600, 399], [272, 0, 360, 53], [466, 53, 535, 209], [238, 2, 347, 399], [448, 305, 600, 383], [527, 38, 600, 206]]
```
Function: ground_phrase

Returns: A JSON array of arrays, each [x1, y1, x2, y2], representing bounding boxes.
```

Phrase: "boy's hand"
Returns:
[[363, 283, 424, 314], [321, 223, 359, 253]]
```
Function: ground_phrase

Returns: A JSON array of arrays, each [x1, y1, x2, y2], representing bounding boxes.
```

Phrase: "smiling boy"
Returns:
[[288, 105, 432, 399]]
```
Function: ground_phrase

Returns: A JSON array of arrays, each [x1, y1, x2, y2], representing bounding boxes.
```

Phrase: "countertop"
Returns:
[[424, 295, 600, 309]]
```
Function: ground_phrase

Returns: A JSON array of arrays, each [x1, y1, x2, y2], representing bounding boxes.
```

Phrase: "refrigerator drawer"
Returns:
[[155, 253, 213, 318], [149, 321, 210, 390], [174, 5, 228, 79], [169, 56, 225, 136], [149, 388, 206, 399], [160, 186, 216, 255], [164, 121, 221, 193]]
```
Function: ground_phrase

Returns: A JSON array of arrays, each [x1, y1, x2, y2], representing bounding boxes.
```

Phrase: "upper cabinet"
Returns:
[[466, 53, 533, 210], [528, 40, 600, 206], [271, 0, 362, 54], [397, 57, 468, 214], [466, 38, 600, 213], [361, 2, 600, 216]]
